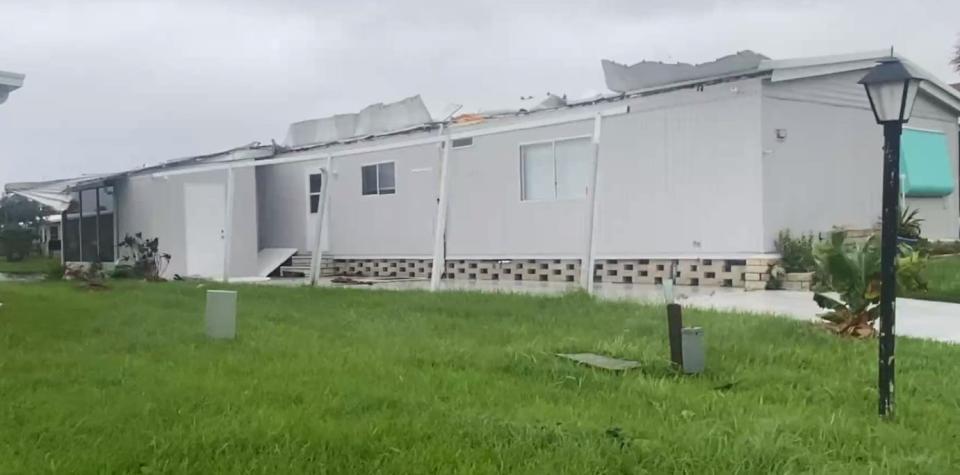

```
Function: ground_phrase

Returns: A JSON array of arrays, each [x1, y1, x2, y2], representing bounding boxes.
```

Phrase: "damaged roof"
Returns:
[[7, 49, 960, 202], [602, 50, 769, 93]]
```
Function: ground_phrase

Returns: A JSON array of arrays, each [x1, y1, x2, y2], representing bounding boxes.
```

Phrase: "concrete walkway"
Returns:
[[276, 277, 960, 344]]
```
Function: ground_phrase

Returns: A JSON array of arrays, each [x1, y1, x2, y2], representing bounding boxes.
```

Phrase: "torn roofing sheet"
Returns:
[[284, 95, 434, 148], [601, 50, 769, 93], [4, 175, 112, 212]]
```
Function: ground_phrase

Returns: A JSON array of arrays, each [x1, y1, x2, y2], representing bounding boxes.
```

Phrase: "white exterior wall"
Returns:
[[115, 166, 259, 278], [257, 141, 440, 257], [445, 120, 592, 259], [761, 71, 960, 247], [595, 78, 765, 257], [255, 76, 767, 261]]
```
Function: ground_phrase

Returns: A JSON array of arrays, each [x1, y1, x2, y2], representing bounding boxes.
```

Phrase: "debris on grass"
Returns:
[[556, 353, 641, 371]]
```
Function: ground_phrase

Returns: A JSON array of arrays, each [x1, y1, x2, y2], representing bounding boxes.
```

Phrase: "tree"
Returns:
[[0, 194, 48, 228], [954, 36, 960, 73]]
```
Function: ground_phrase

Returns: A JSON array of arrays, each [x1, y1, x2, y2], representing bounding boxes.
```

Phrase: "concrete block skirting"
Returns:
[[332, 257, 779, 288]]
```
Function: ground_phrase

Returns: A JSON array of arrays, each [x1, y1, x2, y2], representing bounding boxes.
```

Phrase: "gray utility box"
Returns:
[[681, 327, 705, 374], [205, 290, 237, 340]]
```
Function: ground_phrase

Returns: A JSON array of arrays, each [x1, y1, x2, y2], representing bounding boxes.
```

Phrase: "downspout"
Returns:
[[430, 125, 451, 291], [308, 155, 333, 286], [222, 167, 235, 283], [580, 113, 603, 293]]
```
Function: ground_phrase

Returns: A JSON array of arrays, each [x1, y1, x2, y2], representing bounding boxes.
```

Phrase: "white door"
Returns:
[[305, 169, 328, 253], [184, 183, 226, 279]]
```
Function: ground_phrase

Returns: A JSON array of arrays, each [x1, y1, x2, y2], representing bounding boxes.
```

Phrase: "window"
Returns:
[[451, 137, 473, 149], [308, 173, 322, 213], [520, 137, 592, 201], [900, 129, 955, 197], [361, 162, 396, 195]]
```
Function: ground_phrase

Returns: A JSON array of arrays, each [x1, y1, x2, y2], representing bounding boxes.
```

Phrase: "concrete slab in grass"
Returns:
[[557, 353, 642, 371]]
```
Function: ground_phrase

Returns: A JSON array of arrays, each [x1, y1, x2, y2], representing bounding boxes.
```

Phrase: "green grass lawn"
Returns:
[[0, 254, 57, 274], [2, 281, 960, 473], [906, 255, 960, 303]]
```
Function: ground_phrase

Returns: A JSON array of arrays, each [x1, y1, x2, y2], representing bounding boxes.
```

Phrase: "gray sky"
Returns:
[[1, 0, 958, 187]]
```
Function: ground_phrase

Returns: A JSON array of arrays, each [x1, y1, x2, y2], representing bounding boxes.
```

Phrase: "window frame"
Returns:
[[518, 135, 593, 202], [307, 172, 323, 214], [451, 137, 474, 149], [61, 184, 116, 263], [361, 161, 397, 196]]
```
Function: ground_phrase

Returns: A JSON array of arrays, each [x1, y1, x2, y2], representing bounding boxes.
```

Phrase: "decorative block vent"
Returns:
[[331, 257, 778, 288]]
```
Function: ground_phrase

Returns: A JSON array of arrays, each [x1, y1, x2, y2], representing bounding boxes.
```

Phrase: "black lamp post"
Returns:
[[858, 57, 922, 418]]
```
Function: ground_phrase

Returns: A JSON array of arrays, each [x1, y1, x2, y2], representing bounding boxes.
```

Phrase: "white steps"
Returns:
[[279, 252, 335, 277]]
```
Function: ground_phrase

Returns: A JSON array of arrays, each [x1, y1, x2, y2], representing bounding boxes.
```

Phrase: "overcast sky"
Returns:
[[1, 0, 958, 187]]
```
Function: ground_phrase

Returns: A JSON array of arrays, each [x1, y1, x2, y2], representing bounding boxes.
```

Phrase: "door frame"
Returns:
[[304, 166, 327, 252]]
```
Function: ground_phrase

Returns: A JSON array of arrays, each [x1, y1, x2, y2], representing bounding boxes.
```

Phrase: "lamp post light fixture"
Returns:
[[858, 57, 922, 418]]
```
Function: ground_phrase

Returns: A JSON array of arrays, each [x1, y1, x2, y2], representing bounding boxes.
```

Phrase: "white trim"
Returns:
[[918, 81, 960, 115], [430, 136, 452, 291], [903, 126, 948, 135], [581, 114, 603, 292], [221, 168, 235, 282], [308, 156, 332, 285], [360, 161, 397, 196], [519, 134, 593, 202], [146, 105, 631, 178]]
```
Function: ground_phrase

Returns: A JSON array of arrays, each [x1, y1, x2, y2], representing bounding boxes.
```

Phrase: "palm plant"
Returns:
[[812, 232, 881, 337], [812, 231, 929, 337], [898, 206, 923, 241]]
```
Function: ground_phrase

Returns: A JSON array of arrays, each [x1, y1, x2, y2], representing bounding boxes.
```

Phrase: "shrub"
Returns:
[[918, 239, 960, 257], [117, 233, 171, 281], [44, 261, 64, 280], [813, 230, 929, 337], [774, 230, 816, 273], [0, 227, 35, 262], [898, 207, 923, 240]]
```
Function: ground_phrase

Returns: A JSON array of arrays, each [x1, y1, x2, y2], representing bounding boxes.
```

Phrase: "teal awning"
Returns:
[[901, 129, 955, 197]]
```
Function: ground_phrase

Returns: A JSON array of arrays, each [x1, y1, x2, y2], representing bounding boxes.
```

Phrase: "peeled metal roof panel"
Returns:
[[601, 50, 768, 93], [285, 95, 433, 148]]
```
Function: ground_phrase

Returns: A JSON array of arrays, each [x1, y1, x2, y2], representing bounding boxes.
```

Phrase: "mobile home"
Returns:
[[8, 51, 960, 289]]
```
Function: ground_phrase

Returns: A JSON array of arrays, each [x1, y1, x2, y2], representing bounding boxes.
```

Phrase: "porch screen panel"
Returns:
[[62, 193, 81, 262], [80, 189, 98, 262], [97, 187, 115, 261]]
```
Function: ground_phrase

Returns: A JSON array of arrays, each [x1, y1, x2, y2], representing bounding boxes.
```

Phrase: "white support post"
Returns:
[[580, 113, 603, 293], [308, 156, 332, 286], [430, 137, 452, 292], [222, 167, 235, 283]]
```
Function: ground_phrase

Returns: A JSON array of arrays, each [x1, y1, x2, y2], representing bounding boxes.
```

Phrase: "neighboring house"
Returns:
[[38, 215, 62, 258], [0, 70, 24, 105], [6, 50, 960, 289]]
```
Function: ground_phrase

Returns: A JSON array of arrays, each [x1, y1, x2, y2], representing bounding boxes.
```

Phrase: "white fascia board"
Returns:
[[760, 50, 890, 72], [148, 105, 630, 178], [919, 82, 960, 116]]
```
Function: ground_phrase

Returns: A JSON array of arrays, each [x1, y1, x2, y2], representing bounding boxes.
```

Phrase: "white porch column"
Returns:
[[430, 137, 452, 291], [221, 167, 235, 283], [580, 113, 603, 293], [309, 155, 333, 286]]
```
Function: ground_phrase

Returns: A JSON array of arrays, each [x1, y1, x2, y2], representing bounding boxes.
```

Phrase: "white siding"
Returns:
[[257, 142, 439, 257], [595, 78, 765, 257], [115, 167, 258, 278], [761, 71, 959, 246]]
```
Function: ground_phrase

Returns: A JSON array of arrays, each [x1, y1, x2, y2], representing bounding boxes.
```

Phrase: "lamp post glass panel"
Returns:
[[858, 57, 921, 418]]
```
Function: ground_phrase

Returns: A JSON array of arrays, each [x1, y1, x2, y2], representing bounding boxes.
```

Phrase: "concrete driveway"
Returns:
[[304, 277, 960, 344]]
